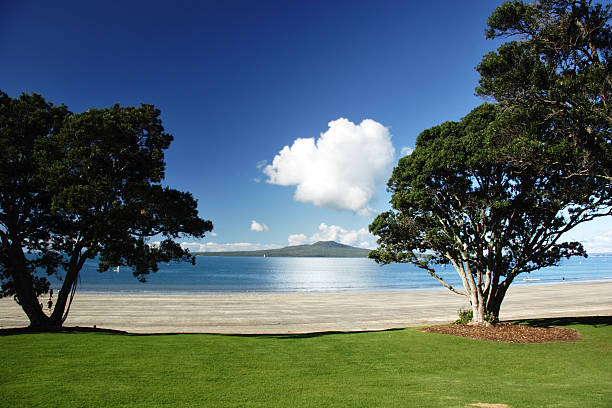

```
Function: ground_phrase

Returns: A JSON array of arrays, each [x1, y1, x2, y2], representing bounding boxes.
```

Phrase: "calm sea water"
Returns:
[[48, 254, 612, 294]]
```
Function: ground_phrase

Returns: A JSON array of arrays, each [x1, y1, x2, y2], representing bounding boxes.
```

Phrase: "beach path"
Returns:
[[1, 282, 611, 334]]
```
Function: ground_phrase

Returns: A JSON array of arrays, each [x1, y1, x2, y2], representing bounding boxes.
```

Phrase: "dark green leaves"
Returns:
[[0, 91, 69, 298], [370, 0, 611, 323], [369, 102, 602, 287], [1, 91, 213, 315], [34, 102, 213, 280], [477, 0, 612, 180]]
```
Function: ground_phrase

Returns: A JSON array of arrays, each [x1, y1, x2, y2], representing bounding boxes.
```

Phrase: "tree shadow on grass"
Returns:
[[0, 326, 404, 339], [2, 317, 609, 337], [220, 328, 406, 340], [507, 316, 612, 328], [114, 327, 406, 339], [0, 326, 128, 336]]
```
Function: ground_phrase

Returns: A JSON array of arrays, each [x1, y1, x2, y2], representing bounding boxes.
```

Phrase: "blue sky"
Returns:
[[2, 0, 611, 253]]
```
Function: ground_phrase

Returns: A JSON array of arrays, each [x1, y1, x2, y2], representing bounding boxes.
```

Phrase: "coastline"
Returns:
[[67, 277, 612, 296], [1, 281, 611, 334]]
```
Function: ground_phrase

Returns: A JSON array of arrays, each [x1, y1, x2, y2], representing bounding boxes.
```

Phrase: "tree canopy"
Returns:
[[369, 0, 611, 325], [0, 91, 213, 328], [369, 103, 610, 324], [477, 0, 611, 180]]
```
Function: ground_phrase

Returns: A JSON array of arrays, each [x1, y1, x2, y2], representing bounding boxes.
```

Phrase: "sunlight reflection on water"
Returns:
[[45, 255, 611, 294]]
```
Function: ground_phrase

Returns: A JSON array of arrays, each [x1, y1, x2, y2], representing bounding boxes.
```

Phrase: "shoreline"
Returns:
[[1, 281, 611, 334], [68, 277, 612, 296]]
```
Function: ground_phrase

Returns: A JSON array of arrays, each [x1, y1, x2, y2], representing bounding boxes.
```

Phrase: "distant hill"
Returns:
[[196, 241, 371, 258]]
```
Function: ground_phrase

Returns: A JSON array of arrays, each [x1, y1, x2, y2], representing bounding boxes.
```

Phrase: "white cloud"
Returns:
[[579, 229, 612, 253], [181, 242, 282, 252], [263, 118, 395, 216], [400, 146, 414, 157], [209, 232, 217, 237], [561, 217, 612, 254], [250, 220, 269, 232], [288, 222, 377, 249], [256, 160, 268, 169], [288, 233, 308, 246]]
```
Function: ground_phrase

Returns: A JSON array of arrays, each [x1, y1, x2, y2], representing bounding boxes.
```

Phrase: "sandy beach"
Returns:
[[1, 281, 611, 334]]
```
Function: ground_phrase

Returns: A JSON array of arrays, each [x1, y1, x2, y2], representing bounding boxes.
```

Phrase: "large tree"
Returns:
[[0, 91, 69, 325], [369, 104, 610, 325], [369, 0, 611, 325], [0, 91, 213, 328]]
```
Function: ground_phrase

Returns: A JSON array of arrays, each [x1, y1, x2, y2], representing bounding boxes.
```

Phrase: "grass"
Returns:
[[1, 317, 611, 407]]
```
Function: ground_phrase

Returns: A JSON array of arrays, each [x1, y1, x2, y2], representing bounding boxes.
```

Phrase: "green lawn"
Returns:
[[1, 317, 611, 408]]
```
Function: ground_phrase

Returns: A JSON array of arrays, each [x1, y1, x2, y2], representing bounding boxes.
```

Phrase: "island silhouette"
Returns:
[[196, 241, 370, 258]]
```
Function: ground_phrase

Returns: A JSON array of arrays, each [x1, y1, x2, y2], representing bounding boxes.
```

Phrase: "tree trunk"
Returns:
[[13, 273, 52, 328], [486, 296, 503, 324], [460, 274, 491, 326], [470, 300, 490, 326], [486, 277, 513, 324], [9, 245, 53, 328], [49, 262, 81, 326]]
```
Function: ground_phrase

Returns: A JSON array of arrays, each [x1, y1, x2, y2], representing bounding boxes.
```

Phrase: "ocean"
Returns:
[[48, 254, 612, 295]]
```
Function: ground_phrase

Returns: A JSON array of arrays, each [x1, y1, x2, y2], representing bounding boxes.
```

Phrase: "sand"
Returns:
[[1, 281, 611, 334]]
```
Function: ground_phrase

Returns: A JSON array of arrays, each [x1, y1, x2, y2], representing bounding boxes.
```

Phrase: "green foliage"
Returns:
[[0, 91, 69, 298], [0, 91, 213, 327], [477, 0, 612, 181], [1, 318, 611, 407], [453, 308, 495, 325], [35, 103, 213, 277], [454, 308, 474, 325], [370, 1, 611, 324], [369, 103, 609, 322]]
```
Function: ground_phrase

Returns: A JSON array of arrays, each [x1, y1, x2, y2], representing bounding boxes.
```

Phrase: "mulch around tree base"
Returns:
[[420, 323, 581, 343]]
